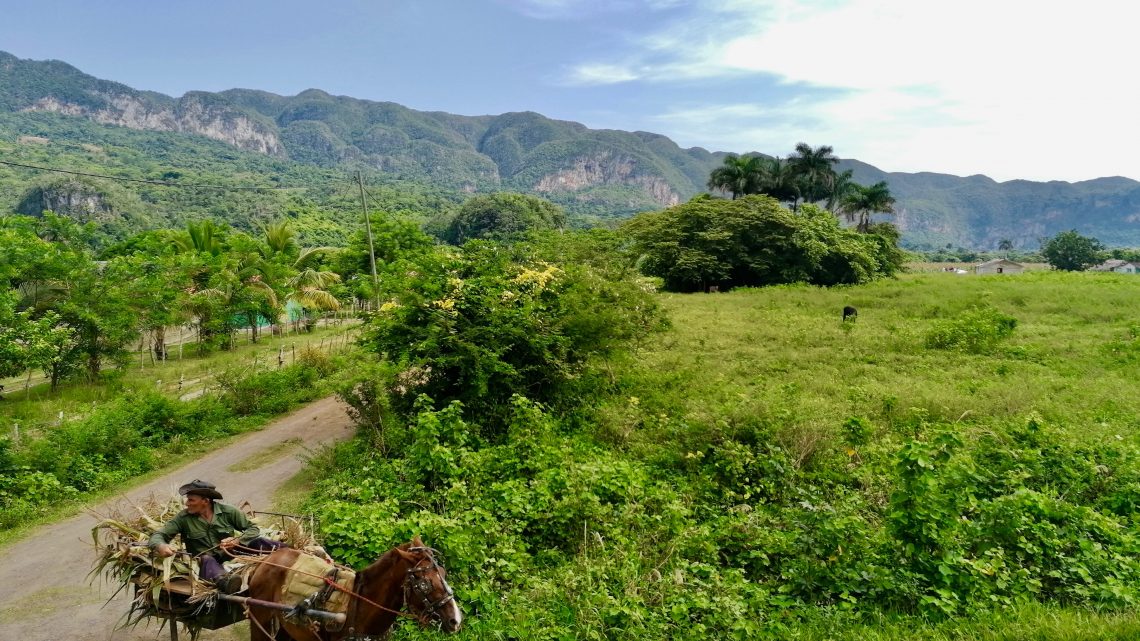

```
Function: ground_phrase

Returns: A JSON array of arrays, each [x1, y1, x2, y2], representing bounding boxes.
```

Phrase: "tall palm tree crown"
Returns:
[[787, 143, 840, 209], [708, 154, 764, 199], [842, 181, 896, 232]]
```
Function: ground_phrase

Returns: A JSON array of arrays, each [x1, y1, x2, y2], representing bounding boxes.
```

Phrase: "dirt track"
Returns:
[[0, 396, 355, 641]]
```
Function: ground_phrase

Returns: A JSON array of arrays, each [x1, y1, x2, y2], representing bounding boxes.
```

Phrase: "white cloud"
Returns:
[[564, 63, 641, 85], [568, 0, 1140, 181]]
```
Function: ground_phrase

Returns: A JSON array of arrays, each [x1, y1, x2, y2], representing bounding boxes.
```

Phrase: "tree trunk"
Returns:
[[152, 326, 167, 361], [87, 327, 101, 381]]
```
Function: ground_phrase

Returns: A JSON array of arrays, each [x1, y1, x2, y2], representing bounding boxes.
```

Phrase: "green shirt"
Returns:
[[148, 501, 260, 558]]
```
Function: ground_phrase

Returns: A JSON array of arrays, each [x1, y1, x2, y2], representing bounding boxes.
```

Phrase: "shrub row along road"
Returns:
[[0, 396, 355, 641]]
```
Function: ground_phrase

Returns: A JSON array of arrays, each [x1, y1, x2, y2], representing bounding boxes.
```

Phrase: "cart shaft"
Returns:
[[216, 593, 348, 624]]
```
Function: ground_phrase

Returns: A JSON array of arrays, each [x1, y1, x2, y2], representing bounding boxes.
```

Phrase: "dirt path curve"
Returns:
[[0, 396, 355, 641]]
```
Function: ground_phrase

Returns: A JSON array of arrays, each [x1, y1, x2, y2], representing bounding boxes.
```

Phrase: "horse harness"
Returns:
[[402, 546, 456, 627], [336, 546, 456, 639]]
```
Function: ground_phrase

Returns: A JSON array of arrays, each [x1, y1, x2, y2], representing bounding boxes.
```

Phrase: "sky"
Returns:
[[0, 0, 1135, 183]]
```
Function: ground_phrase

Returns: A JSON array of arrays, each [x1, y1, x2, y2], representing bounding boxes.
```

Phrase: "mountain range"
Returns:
[[2, 50, 1138, 248]]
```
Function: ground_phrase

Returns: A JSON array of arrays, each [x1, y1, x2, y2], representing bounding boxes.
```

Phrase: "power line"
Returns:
[[0, 159, 296, 192]]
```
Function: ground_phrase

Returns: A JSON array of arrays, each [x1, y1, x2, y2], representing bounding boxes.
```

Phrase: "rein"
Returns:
[[244, 546, 455, 627], [243, 555, 418, 621]]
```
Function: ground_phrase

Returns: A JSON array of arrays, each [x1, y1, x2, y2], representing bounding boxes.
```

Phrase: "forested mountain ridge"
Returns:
[[0, 51, 718, 219], [844, 160, 1140, 249], [3, 50, 1139, 247]]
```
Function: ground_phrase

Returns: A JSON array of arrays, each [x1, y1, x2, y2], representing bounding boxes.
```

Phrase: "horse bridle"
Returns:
[[402, 546, 457, 626]]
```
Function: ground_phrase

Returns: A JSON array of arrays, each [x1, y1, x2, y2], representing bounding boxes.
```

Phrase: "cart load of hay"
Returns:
[[90, 493, 339, 635]]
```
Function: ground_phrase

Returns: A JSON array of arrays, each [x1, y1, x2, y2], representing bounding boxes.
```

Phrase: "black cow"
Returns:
[[842, 306, 858, 322]]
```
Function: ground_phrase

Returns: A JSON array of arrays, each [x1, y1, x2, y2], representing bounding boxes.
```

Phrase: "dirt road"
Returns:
[[0, 396, 356, 641]]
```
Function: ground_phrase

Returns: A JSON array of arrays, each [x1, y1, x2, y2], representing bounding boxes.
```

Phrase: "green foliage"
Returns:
[[842, 181, 897, 232], [1042, 230, 1105, 271], [358, 240, 664, 426], [215, 362, 326, 416], [924, 306, 1018, 353], [334, 215, 437, 301], [0, 359, 338, 530], [624, 196, 902, 291], [443, 192, 565, 244]]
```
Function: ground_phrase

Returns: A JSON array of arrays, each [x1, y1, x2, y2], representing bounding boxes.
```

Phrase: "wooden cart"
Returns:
[[134, 571, 348, 640]]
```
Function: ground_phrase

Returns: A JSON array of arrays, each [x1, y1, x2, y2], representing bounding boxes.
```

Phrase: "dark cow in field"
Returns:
[[842, 306, 858, 322]]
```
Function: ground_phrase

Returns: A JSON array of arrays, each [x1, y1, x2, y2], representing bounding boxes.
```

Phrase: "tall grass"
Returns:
[[605, 271, 1140, 460]]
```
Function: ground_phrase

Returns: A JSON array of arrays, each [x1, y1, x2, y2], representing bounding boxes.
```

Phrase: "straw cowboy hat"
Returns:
[[178, 479, 223, 500]]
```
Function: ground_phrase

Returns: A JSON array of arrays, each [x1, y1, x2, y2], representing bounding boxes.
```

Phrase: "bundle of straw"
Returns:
[[89, 493, 319, 628]]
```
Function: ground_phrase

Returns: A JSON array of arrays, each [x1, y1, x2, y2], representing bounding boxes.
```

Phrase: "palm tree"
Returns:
[[753, 157, 801, 205], [261, 220, 299, 259], [998, 239, 1014, 255], [825, 169, 856, 213], [842, 181, 896, 232], [786, 143, 840, 209], [276, 248, 342, 332], [708, 154, 764, 199], [173, 220, 225, 255]]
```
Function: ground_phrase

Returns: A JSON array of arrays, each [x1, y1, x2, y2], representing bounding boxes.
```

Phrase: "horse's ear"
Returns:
[[394, 547, 417, 561], [412, 534, 424, 547]]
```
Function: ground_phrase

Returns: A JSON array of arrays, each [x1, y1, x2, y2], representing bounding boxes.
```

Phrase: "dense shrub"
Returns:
[[357, 241, 665, 428], [924, 306, 1017, 353], [216, 362, 324, 416]]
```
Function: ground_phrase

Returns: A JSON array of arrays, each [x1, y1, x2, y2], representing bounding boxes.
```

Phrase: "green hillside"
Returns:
[[0, 111, 461, 247]]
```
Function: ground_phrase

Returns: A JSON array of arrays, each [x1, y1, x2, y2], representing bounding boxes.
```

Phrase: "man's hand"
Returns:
[[219, 536, 239, 551], [154, 544, 175, 558]]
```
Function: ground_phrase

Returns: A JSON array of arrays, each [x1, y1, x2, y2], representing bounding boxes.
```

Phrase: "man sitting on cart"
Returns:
[[149, 479, 284, 581]]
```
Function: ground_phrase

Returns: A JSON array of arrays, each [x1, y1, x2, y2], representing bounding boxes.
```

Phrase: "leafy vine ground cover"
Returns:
[[305, 268, 1140, 640]]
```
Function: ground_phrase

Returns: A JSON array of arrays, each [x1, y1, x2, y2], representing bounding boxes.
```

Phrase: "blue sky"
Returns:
[[1, 0, 1134, 182]]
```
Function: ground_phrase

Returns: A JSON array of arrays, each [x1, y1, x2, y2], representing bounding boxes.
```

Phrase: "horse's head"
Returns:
[[396, 536, 462, 633]]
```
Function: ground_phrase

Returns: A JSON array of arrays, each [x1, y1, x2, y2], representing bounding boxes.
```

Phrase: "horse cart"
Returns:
[[128, 555, 347, 640], [96, 505, 348, 640]]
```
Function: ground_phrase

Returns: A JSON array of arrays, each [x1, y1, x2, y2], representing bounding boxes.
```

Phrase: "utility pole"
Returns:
[[356, 171, 381, 311]]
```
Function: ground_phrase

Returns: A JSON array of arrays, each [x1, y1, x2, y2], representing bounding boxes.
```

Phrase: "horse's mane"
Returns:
[[357, 540, 416, 583]]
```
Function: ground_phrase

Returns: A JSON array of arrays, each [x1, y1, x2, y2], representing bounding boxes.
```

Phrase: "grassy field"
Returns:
[[586, 269, 1140, 639], [608, 270, 1140, 459]]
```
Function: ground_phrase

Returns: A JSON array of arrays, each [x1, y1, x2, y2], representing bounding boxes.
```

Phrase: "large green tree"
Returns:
[[357, 240, 663, 425], [623, 195, 902, 292], [445, 192, 565, 244], [0, 214, 139, 387], [1041, 230, 1104, 271]]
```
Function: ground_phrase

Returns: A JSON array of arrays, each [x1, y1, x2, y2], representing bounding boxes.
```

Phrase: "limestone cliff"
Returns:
[[532, 152, 681, 207], [25, 92, 283, 156]]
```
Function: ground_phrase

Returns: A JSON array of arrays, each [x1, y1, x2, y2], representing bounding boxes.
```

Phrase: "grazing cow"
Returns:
[[842, 306, 858, 322]]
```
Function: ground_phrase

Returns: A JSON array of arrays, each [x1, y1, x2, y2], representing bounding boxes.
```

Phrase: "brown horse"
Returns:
[[246, 536, 462, 640]]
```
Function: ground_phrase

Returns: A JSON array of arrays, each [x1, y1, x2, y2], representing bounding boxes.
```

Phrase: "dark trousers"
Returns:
[[197, 537, 286, 580]]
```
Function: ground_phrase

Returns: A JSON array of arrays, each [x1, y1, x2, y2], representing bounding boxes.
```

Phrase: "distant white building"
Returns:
[[1091, 259, 1140, 274], [975, 258, 1025, 275]]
